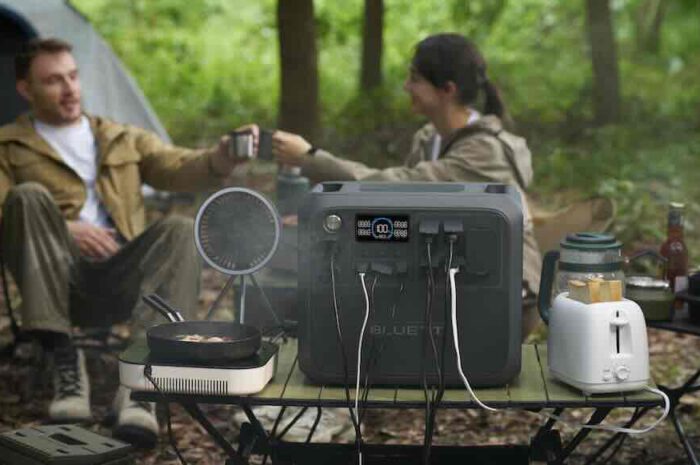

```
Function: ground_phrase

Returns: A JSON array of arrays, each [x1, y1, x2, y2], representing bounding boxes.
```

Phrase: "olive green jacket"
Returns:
[[300, 115, 542, 294], [0, 113, 227, 240]]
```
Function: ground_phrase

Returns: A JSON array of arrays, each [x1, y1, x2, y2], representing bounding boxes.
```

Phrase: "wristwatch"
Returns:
[[306, 146, 318, 157]]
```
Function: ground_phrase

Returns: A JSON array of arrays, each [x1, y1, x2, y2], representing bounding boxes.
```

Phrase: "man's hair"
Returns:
[[15, 38, 73, 81]]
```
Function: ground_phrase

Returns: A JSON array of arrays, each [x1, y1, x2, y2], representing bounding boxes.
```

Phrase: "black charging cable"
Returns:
[[359, 273, 405, 424], [423, 235, 457, 463], [421, 238, 441, 465], [329, 247, 363, 460], [143, 364, 189, 465]]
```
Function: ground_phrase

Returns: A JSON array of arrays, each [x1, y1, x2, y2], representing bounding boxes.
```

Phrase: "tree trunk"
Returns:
[[277, 0, 320, 140], [585, 0, 621, 126], [360, 0, 384, 91], [635, 0, 667, 54]]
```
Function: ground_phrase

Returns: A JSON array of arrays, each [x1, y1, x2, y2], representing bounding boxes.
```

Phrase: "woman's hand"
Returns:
[[272, 130, 312, 166]]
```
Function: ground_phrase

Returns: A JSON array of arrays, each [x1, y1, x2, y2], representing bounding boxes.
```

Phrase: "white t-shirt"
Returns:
[[430, 110, 481, 161], [34, 116, 111, 227]]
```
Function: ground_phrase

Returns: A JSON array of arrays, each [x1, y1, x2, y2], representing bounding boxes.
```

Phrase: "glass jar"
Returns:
[[539, 232, 625, 323], [555, 233, 625, 298], [626, 276, 674, 321]]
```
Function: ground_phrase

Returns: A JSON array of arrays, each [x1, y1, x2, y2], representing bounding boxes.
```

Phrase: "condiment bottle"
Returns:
[[660, 202, 689, 295]]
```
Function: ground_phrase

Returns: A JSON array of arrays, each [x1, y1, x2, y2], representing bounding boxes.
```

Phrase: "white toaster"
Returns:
[[548, 293, 649, 395]]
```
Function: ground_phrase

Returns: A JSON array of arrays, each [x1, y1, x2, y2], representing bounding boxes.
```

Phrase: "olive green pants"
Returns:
[[1, 182, 201, 339]]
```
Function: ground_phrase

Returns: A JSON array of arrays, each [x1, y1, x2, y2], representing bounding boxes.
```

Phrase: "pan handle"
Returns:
[[142, 294, 184, 322], [149, 293, 186, 322]]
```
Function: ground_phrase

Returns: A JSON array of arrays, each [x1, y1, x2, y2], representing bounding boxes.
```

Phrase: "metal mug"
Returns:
[[229, 130, 254, 159]]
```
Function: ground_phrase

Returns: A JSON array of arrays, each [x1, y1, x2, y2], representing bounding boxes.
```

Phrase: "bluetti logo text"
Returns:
[[370, 324, 444, 337]]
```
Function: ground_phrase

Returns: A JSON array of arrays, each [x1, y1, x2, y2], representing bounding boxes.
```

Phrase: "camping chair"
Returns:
[[0, 244, 22, 356], [532, 196, 616, 253]]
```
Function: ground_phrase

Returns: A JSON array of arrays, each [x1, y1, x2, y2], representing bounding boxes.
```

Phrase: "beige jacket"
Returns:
[[300, 115, 542, 293], [0, 113, 227, 240]]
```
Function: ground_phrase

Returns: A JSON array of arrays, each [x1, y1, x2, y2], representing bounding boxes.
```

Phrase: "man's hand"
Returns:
[[67, 221, 120, 260], [272, 130, 312, 166], [210, 124, 260, 175]]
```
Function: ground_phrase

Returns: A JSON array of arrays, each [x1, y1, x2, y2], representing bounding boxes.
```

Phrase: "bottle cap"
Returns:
[[670, 202, 685, 210]]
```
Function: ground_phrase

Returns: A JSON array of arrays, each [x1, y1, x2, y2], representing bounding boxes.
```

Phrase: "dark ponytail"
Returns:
[[482, 79, 509, 122], [412, 33, 509, 122]]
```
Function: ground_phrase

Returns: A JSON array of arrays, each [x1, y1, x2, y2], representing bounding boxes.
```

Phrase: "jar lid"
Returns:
[[626, 276, 669, 290], [560, 232, 622, 251]]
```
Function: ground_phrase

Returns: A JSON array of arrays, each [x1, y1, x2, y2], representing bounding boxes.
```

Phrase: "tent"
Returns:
[[0, 0, 170, 142]]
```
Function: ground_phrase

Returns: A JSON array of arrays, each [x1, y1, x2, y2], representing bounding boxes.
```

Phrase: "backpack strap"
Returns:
[[439, 125, 528, 191]]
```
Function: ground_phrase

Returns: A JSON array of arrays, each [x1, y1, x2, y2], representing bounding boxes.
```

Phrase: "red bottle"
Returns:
[[660, 202, 689, 292]]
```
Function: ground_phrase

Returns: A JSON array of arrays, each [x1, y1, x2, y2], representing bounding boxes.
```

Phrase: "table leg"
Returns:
[[241, 403, 269, 441], [558, 407, 613, 463], [584, 407, 650, 465], [179, 400, 246, 465], [657, 369, 700, 465], [238, 403, 317, 463], [530, 408, 564, 464], [668, 404, 699, 465]]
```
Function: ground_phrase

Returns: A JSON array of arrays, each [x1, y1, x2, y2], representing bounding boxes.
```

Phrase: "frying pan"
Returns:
[[143, 294, 261, 364]]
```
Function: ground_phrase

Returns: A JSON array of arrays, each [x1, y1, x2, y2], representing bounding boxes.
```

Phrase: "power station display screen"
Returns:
[[355, 214, 409, 242]]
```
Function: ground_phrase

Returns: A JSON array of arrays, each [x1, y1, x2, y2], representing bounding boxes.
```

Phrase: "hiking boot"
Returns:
[[49, 346, 92, 422], [112, 386, 158, 449]]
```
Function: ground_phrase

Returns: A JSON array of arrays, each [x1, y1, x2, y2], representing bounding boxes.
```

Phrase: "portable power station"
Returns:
[[297, 182, 523, 387]]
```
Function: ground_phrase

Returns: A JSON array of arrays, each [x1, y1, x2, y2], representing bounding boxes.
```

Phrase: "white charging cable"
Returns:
[[449, 267, 497, 411], [355, 272, 371, 465], [448, 267, 670, 432], [542, 387, 670, 434]]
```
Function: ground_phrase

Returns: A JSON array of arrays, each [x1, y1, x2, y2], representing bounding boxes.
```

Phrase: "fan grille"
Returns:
[[195, 188, 281, 275]]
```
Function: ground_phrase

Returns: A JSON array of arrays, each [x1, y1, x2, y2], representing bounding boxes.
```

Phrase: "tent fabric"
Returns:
[[0, 0, 170, 142]]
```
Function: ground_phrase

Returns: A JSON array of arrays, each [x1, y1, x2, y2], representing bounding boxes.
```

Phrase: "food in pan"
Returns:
[[176, 334, 234, 343]]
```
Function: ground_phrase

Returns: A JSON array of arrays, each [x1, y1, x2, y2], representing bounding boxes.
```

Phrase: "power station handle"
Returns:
[[538, 250, 560, 325]]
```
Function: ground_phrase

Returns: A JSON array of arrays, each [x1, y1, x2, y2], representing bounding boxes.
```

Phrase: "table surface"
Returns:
[[125, 339, 662, 409]]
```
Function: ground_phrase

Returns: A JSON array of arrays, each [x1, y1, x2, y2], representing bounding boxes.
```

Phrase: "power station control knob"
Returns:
[[614, 365, 630, 381], [324, 214, 342, 233]]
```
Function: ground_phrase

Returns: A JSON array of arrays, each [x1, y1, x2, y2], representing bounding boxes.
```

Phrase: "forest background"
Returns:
[[71, 0, 700, 260]]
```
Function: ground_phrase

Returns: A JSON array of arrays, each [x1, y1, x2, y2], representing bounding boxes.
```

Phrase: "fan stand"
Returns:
[[205, 273, 284, 332]]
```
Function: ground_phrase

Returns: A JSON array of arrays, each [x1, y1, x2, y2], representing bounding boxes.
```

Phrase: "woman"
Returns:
[[272, 33, 542, 336]]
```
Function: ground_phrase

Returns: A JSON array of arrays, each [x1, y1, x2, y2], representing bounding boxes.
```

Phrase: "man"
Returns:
[[0, 38, 249, 446]]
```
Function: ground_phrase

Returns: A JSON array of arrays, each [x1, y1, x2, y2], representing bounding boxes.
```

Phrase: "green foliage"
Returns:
[[74, 0, 279, 145], [533, 122, 700, 261], [73, 0, 700, 139], [71, 0, 700, 256]]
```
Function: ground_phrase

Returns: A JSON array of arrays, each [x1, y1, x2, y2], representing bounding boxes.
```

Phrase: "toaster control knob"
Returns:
[[602, 369, 612, 381], [615, 365, 630, 381]]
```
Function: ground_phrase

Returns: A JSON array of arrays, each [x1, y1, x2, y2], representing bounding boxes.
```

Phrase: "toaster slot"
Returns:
[[610, 310, 631, 354]]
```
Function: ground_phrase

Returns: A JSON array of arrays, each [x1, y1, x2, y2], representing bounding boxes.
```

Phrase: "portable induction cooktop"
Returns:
[[119, 341, 278, 396]]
